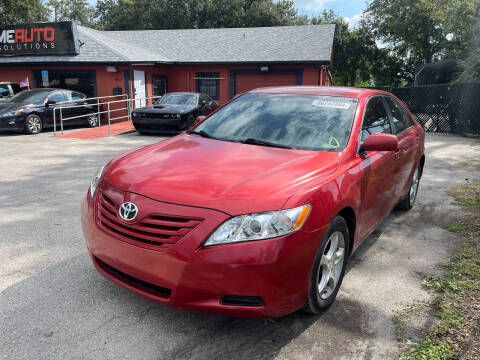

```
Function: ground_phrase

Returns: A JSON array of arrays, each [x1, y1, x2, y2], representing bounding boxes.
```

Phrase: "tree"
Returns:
[[95, 0, 300, 30], [362, 0, 448, 83], [0, 0, 49, 24], [303, 10, 402, 87], [362, 0, 479, 84], [47, 0, 96, 26]]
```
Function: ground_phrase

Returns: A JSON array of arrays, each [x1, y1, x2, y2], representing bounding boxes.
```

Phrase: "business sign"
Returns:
[[0, 21, 79, 57]]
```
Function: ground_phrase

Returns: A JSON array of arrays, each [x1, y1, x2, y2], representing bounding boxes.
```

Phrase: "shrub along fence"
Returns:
[[376, 82, 480, 136]]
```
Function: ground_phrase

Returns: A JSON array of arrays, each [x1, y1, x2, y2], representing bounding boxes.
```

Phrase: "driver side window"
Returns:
[[361, 96, 391, 141]]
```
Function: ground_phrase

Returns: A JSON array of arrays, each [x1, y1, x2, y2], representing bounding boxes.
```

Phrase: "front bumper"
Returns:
[[82, 181, 327, 318], [132, 115, 187, 133], [0, 115, 25, 132]]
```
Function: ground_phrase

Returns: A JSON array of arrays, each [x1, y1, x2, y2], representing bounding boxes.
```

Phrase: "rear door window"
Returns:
[[72, 92, 85, 100], [385, 97, 413, 133], [361, 96, 392, 141], [48, 92, 66, 103]]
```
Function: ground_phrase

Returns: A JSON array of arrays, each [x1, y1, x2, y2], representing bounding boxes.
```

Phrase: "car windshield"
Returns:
[[194, 93, 358, 151], [8, 90, 49, 103], [157, 94, 197, 106]]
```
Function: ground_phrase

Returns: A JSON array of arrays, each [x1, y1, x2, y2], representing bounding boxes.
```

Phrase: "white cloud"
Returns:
[[344, 13, 362, 28], [293, 0, 337, 10]]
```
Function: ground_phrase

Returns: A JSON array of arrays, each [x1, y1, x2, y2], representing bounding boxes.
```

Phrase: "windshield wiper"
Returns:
[[240, 138, 295, 149], [187, 130, 216, 139]]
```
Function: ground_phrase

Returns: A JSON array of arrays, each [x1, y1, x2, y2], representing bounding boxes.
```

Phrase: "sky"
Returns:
[[293, 0, 366, 26]]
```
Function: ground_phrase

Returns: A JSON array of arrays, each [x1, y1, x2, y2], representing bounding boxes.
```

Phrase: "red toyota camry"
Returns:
[[82, 86, 425, 318]]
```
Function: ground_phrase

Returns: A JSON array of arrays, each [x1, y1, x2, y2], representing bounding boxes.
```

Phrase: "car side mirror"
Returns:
[[46, 99, 56, 106], [195, 115, 206, 125], [361, 133, 398, 152]]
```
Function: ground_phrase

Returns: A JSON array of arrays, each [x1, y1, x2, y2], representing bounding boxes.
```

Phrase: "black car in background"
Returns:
[[0, 88, 99, 135], [131, 92, 220, 134], [0, 82, 23, 102]]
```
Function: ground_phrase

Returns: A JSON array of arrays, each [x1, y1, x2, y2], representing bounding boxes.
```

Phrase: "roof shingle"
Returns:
[[0, 23, 335, 64]]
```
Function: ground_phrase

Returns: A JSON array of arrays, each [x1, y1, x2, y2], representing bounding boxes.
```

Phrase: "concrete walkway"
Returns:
[[56, 121, 135, 139]]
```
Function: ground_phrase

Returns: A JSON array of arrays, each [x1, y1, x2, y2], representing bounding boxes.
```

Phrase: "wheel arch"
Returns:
[[419, 154, 425, 178], [337, 206, 356, 258]]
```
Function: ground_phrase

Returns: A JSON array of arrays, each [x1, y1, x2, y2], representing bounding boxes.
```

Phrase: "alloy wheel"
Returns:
[[88, 114, 99, 127], [317, 231, 346, 300], [27, 116, 41, 134], [409, 167, 420, 204]]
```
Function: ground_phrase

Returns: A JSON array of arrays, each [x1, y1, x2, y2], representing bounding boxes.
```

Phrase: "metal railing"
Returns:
[[53, 95, 162, 137]]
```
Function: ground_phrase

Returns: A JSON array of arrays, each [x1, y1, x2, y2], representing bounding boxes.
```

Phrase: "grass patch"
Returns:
[[399, 337, 455, 360], [454, 160, 480, 172], [455, 161, 472, 166], [448, 181, 480, 207], [396, 181, 480, 359]]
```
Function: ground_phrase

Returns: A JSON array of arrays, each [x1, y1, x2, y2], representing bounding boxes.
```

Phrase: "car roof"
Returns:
[[249, 86, 385, 99], [21, 88, 71, 92], [165, 92, 200, 95]]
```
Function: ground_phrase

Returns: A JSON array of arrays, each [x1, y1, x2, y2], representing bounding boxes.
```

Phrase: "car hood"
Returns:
[[105, 134, 338, 215], [134, 104, 196, 114]]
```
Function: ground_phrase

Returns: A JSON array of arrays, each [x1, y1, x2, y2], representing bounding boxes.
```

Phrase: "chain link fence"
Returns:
[[375, 82, 480, 136]]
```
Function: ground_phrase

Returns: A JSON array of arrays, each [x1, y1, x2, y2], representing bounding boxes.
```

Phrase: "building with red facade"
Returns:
[[0, 22, 335, 105]]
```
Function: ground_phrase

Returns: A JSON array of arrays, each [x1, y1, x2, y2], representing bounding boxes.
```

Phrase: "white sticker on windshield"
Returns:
[[311, 100, 351, 109]]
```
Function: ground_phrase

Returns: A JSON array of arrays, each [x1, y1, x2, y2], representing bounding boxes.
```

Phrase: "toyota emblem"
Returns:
[[118, 202, 138, 221]]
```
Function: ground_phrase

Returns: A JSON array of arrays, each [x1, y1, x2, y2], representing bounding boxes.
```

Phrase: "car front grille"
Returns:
[[97, 191, 203, 251], [136, 112, 177, 120]]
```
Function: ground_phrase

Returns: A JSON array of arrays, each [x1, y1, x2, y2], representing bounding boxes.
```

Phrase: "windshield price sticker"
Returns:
[[312, 100, 351, 110]]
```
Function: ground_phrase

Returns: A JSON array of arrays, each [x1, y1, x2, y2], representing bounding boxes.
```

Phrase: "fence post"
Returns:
[[53, 109, 56, 137], [60, 106, 64, 134], [107, 102, 111, 137], [97, 98, 101, 127]]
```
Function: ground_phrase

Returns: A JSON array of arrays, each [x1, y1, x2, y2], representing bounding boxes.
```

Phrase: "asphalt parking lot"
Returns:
[[1, 130, 479, 360]]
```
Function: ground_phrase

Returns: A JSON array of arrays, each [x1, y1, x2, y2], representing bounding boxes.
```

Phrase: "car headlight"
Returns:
[[176, 114, 181, 119], [204, 204, 311, 246], [1, 110, 21, 117], [89, 166, 105, 197]]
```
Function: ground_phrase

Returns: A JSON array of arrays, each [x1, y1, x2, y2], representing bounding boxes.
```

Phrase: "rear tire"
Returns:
[[24, 114, 43, 135], [396, 164, 421, 211], [86, 113, 99, 128], [303, 216, 350, 314]]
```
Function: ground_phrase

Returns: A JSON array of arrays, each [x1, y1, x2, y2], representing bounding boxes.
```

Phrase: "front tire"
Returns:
[[303, 216, 350, 314], [24, 114, 43, 135], [396, 164, 421, 211], [186, 114, 195, 129]]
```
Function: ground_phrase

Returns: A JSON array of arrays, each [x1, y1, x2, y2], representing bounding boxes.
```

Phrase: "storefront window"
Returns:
[[195, 72, 220, 100], [33, 70, 97, 97]]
